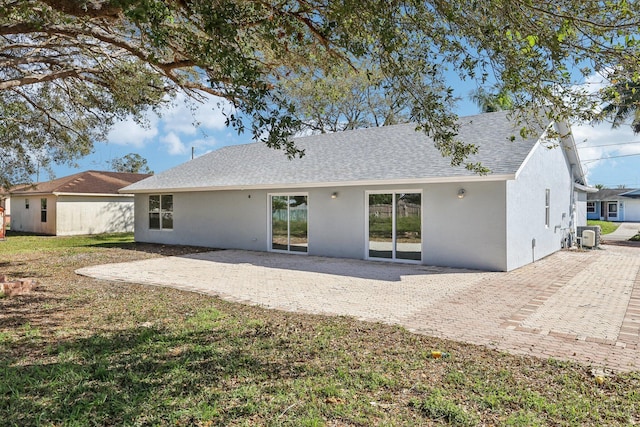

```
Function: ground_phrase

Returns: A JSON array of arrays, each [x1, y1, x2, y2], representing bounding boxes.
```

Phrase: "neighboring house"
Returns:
[[122, 111, 590, 272], [587, 188, 640, 222], [10, 171, 151, 236]]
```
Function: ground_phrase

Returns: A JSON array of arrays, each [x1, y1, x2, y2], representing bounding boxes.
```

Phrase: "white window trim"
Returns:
[[267, 192, 309, 255], [40, 198, 47, 223], [364, 189, 423, 264], [586, 201, 595, 213], [149, 194, 174, 231], [545, 189, 550, 228]]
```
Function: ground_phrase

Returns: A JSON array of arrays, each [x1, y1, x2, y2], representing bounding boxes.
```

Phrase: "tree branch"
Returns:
[[0, 67, 99, 90]]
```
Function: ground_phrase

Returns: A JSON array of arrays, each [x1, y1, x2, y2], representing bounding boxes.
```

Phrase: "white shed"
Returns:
[[10, 171, 150, 236]]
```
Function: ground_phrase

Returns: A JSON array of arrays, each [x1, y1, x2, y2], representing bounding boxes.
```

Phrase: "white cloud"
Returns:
[[107, 115, 159, 147], [105, 91, 233, 156], [161, 92, 230, 136], [160, 132, 188, 156], [574, 122, 640, 181], [569, 71, 640, 184]]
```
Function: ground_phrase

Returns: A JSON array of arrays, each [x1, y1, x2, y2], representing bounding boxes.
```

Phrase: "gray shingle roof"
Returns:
[[588, 188, 640, 201], [124, 111, 548, 192]]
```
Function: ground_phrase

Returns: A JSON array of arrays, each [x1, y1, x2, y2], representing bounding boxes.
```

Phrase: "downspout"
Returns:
[[569, 164, 576, 245]]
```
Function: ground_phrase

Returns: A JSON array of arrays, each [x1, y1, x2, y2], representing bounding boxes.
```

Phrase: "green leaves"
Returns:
[[2, 0, 640, 186]]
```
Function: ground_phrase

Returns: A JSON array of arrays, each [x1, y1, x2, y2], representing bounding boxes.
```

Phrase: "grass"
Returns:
[[586, 220, 620, 235], [1, 233, 640, 426], [0, 231, 135, 252]]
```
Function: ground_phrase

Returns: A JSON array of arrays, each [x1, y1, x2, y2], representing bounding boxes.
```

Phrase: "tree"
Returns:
[[470, 87, 513, 113], [595, 184, 606, 190], [2, 0, 639, 188], [596, 80, 640, 134], [277, 61, 411, 134], [109, 153, 153, 174]]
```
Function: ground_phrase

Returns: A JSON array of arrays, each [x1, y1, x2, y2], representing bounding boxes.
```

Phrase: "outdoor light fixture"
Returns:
[[331, 192, 338, 199], [457, 188, 466, 199]]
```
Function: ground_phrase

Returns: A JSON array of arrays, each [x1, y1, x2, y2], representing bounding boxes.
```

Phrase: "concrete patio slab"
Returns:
[[77, 244, 640, 372]]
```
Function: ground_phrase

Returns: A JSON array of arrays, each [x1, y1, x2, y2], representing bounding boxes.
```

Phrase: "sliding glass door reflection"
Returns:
[[368, 192, 421, 261], [368, 194, 393, 258], [395, 193, 421, 260], [271, 195, 308, 253]]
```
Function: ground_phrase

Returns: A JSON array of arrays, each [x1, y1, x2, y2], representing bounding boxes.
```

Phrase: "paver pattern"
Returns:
[[77, 244, 640, 371]]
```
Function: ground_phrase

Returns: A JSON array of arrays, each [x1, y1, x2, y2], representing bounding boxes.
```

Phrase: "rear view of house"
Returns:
[[122, 111, 590, 271], [10, 171, 150, 236]]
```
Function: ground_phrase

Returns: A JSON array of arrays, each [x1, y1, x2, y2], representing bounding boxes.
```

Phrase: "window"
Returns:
[[270, 194, 308, 253], [608, 202, 617, 218], [149, 195, 173, 230], [587, 201, 595, 213], [25, 199, 29, 209], [40, 198, 47, 223], [544, 189, 550, 228]]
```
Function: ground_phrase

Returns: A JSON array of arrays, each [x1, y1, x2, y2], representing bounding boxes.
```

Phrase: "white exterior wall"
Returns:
[[506, 142, 574, 271], [56, 195, 135, 236], [623, 200, 640, 222], [421, 181, 507, 271], [134, 180, 509, 271], [9, 195, 57, 235], [575, 191, 588, 227]]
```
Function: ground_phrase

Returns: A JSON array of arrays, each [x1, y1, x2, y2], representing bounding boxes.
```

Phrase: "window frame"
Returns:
[[608, 202, 618, 218], [40, 198, 47, 223], [268, 192, 309, 254], [544, 189, 550, 228], [586, 201, 595, 213], [365, 189, 423, 264], [25, 198, 30, 209], [148, 194, 173, 230]]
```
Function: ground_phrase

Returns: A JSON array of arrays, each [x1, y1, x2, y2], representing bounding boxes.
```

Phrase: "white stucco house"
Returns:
[[10, 171, 150, 236], [122, 111, 590, 271]]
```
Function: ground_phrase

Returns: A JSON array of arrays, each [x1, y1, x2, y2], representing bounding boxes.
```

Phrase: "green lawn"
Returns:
[[1, 234, 639, 426], [0, 231, 134, 252], [587, 220, 620, 235]]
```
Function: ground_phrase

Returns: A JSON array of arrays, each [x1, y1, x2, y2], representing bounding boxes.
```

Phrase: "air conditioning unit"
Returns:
[[582, 229, 596, 248]]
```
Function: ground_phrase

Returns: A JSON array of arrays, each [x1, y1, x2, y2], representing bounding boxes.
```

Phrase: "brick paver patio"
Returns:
[[77, 244, 640, 372]]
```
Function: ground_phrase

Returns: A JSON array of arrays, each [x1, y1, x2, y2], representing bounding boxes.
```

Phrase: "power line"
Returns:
[[576, 140, 640, 148], [582, 152, 640, 164]]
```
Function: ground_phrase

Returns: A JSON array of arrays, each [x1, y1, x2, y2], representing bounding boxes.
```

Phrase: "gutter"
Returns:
[[119, 174, 517, 194], [573, 182, 598, 193], [52, 192, 134, 197]]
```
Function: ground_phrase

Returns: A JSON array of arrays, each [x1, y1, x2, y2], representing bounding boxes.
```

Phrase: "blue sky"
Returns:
[[49, 75, 640, 189]]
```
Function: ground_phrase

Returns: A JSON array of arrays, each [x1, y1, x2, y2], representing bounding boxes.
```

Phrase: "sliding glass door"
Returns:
[[271, 194, 308, 253], [368, 192, 421, 261]]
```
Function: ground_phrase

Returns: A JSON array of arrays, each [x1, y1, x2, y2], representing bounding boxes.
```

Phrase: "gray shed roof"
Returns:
[[124, 111, 556, 193]]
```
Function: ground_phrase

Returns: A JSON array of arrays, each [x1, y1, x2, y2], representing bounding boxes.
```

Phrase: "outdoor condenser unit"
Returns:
[[582, 229, 596, 248]]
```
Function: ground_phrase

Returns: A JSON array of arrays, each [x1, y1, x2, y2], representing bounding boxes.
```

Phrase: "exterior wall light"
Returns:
[[457, 188, 466, 199], [331, 192, 338, 199]]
